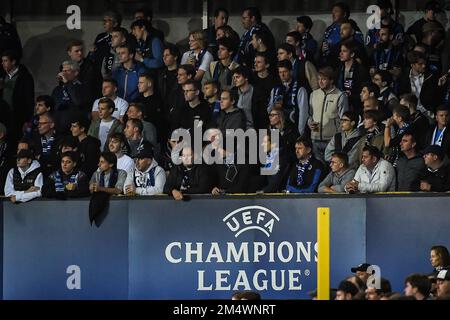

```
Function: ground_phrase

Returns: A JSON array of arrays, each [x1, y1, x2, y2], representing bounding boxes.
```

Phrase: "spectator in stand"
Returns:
[[112, 44, 147, 102], [366, 0, 404, 51], [88, 11, 122, 69], [398, 51, 444, 114], [210, 142, 250, 195], [373, 70, 398, 114], [268, 60, 309, 136], [70, 117, 101, 179], [52, 60, 88, 135], [436, 269, 450, 299], [295, 16, 318, 62], [384, 104, 412, 167], [400, 94, 430, 149], [124, 141, 166, 196], [89, 151, 126, 195], [235, 7, 275, 69], [158, 44, 180, 107], [251, 30, 276, 74], [203, 37, 239, 90], [107, 133, 134, 177], [1, 50, 35, 144], [356, 110, 385, 165], [216, 25, 240, 47], [277, 43, 318, 94], [252, 52, 280, 102], [4, 149, 43, 203], [42, 151, 90, 199], [32, 113, 60, 177], [216, 89, 246, 133], [164, 146, 213, 200], [131, 19, 164, 74], [286, 137, 325, 193], [406, 1, 445, 47], [269, 109, 299, 162], [135, 73, 164, 139], [167, 64, 195, 116], [181, 31, 213, 82], [66, 39, 102, 106], [430, 246, 450, 272], [124, 118, 147, 158], [285, 31, 303, 60], [170, 80, 211, 133], [133, 7, 165, 42], [336, 40, 371, 113], [202, 80, 221, 122], [369, 24, 403, 79], [92, 78, 128, 122], [319, 152, 356, 193], [204, 8, 229, 58], [0, 123, 14, 195], [404, 274, 432, 300], [126, 102, 158, 148], [335, 280, 359, 300], [320, 2, 363, 65], [101, 27, 128, 79], [325, 111, 362, 168], [413, 145, 450, 192], [425, 105, 450, 158], [308, 66, 349, 164], [23, 95, 54, 139], [345, 145, 395, 193], [328, 20, 368, 69], [396, 133, 426, 191], [88, 97, 123, 151]]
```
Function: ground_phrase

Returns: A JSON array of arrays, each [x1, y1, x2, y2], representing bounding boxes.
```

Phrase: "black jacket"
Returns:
[[170, 101, 211, 133], [412, 163, 450, 192], [42, 169, 90, 199], [164, 164, 213, 195], [213, 162, 250, 194], [77, 135, 101, 179], [216, 109, 246, 133], [398, 70, 445, 113], [396, 155, 425, 191]]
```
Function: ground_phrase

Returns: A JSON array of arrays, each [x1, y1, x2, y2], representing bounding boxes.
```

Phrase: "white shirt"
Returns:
[[117, 154, 135, 177], [181, 50, 214, 72], [92, 96, 129, 119], [99, 120, 114, 150]]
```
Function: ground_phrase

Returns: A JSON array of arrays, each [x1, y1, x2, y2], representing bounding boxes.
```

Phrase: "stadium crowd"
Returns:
[[1, 0, 450, 203]]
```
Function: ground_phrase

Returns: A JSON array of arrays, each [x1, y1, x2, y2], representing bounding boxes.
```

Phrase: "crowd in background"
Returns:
[[1, 0, 450, 202]]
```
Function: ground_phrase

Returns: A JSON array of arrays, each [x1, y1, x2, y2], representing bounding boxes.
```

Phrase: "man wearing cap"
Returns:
[[4, 149, 43, 203], [123, 141, 166, 196], [335, 280, 359, 300], [406, 0, 445, 47], [351, 263, 372, 284], [413, 145, 450, 192], [436, 269, 450, 299]]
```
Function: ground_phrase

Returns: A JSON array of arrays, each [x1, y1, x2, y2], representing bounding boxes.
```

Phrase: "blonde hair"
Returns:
[[189, 30, 206, 49]]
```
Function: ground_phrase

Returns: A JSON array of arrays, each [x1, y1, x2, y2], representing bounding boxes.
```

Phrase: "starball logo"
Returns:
[[223, 206, 280, 238], [165, 206, 317, 292]]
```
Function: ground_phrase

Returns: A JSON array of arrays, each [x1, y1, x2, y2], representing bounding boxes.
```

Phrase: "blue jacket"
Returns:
[[366, 21, 404, 49], [112, 61, 147, 102], [136, 36, 164, 70]]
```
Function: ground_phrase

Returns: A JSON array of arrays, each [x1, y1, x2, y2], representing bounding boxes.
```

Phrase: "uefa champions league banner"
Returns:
[[1, 197, 365, 299]]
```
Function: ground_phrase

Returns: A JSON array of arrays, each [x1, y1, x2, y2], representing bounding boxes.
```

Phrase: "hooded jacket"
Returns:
[[4, 160, 43, 202]]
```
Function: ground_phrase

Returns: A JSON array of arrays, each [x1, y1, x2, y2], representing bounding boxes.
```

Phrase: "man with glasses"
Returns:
[[325, 111, 361, 168], [319, 152, 355, 193]]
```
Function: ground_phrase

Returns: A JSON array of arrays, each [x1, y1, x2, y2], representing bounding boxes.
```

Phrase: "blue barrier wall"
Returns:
[[2, 195, 450, 299]]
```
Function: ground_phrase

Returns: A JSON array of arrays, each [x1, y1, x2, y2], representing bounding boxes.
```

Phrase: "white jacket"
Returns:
[[4, 160, 43, 202], [352, 159, 396, 193], [124, 159, 166, 196]]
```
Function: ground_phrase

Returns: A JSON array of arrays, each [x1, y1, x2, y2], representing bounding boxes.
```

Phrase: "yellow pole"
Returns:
[[317, 207, 330, 300]]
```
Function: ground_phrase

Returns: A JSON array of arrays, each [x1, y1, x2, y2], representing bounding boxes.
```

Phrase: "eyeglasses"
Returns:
[[269, 113, 279, 117]]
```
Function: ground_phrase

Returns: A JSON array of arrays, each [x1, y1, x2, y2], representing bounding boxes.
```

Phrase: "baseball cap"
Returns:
[[437, 269, 450, 281], [421, 145, 445, 160], [134, 141, 154, 159], [351, 263, 371, 273]]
